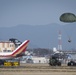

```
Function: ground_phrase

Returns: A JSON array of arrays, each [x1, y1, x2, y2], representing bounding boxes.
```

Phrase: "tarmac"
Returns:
[[0, 63, 76, 75]]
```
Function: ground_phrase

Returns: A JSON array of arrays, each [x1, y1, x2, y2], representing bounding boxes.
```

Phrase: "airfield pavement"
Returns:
[[0, 71, 76, 75], [0, 63, 76, 75]]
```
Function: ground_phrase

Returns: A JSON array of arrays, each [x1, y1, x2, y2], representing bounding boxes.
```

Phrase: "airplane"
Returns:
[[0, 40, 30, 60], [52, 47, 66, 60], [53, 47, 63, 54]]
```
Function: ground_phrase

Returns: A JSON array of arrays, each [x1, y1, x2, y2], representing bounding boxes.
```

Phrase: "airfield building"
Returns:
[[0, 41, 15, 52]]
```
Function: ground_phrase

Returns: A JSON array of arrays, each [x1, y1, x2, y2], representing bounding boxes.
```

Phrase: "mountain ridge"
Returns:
[[0, 23, 76, 50]]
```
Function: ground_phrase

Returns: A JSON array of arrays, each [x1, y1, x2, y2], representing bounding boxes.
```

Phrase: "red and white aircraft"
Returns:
[[0, 40, 30, 59]]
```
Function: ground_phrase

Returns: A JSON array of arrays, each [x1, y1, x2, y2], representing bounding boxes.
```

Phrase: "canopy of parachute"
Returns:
[[60, 13, 76, 23], [59, 13, 76, 43]]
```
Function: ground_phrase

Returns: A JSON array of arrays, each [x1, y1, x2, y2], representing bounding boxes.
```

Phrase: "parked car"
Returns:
[[67, 60, 76, 66]]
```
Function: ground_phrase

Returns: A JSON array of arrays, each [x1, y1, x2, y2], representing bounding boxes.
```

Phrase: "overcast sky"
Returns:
[[0, 0, 76, 27]]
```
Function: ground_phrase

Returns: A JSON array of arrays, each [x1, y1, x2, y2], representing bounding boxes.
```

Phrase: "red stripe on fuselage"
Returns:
[[12, 40, 29, 56]]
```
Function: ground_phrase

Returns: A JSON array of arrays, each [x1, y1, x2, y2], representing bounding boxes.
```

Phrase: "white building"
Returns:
[[20, 56, 49, 64], [32, 56, 49, 63], [0, 41, 15, 52]]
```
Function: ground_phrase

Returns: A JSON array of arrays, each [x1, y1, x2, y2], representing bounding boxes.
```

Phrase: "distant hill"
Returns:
[[0, 23, 76, 50]]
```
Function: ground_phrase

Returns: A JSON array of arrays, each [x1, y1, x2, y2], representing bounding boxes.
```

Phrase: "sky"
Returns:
[[0, 0, 76, 27]]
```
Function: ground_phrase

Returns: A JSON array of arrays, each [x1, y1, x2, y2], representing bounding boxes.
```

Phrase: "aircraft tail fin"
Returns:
[[11, 40, 30, 57]]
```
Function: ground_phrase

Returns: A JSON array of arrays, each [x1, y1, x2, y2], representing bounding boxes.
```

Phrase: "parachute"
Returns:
[[59, 13, 76, 43], [60, 13, 76, 23]]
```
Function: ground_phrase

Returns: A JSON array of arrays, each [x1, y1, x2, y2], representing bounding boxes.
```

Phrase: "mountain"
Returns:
[[0, 23, 76, 50]]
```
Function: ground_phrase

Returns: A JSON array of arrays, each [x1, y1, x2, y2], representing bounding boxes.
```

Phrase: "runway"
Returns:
[[0, 63, 76, 75]]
